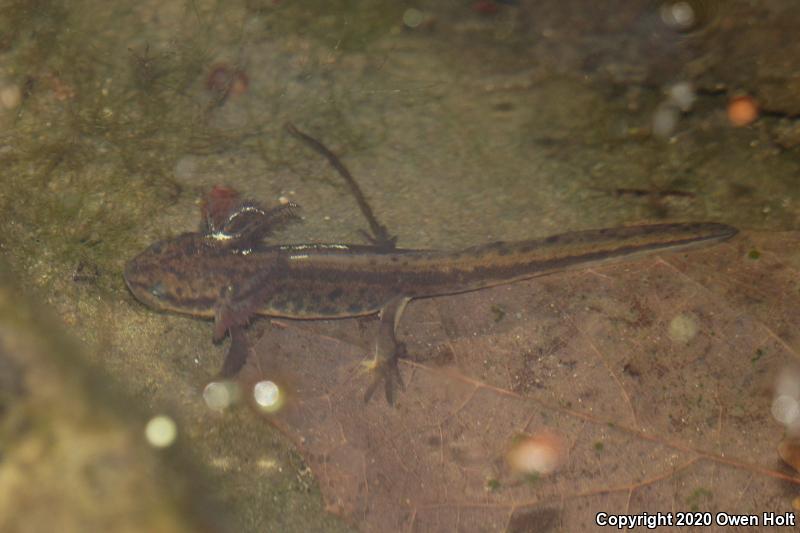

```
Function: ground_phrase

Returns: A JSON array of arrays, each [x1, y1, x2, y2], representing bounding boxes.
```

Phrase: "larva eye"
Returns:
[[150, 282, 166, 298]]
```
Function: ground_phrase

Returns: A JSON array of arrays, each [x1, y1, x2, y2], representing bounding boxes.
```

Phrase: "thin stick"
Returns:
[[285, 122, 397, 249]]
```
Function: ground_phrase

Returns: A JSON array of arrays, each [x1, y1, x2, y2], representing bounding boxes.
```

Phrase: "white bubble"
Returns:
[[660, 1, 695, 31], [772, 395, 800, 427], [0, 85, 22, 110], [254, 380, 281, 410], [145, 415, 177, 448], [652, 102, 681, 140], [776, 367, 800, 399], [203, 380, 239, 411], [403, 8, 424, 29], [666, 81, 696, 112], [668, 313, 698, 343]]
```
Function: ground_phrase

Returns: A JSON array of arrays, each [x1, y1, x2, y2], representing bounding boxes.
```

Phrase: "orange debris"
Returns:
[[727, 95, 758, 127]]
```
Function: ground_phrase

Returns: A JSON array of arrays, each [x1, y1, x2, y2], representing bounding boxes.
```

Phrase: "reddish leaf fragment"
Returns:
[[201, 185, 241, 232]]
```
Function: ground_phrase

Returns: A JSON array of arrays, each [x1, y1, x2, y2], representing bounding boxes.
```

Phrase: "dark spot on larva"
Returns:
[[347, 303, 362, 314], [328, 288, 343, 300], [545, 235, 559, 244], [390, 256, 399, 262]]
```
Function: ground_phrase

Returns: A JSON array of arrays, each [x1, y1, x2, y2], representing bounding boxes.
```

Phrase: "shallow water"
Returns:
[[1, 1, 798, 531]]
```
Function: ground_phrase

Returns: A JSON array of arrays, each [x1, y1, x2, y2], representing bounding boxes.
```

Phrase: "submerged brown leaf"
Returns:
[[239, 231, 800, 532]]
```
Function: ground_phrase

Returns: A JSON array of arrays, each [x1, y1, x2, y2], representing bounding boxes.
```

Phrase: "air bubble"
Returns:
[[660, 1, 696, 31], [254, 380, 282, 411], [145, 415, 177, 448], [203, 380, 240, 411], [668, 313, 698, 344], [772, 395, 800, 426], [403, 9, 424, 28]]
